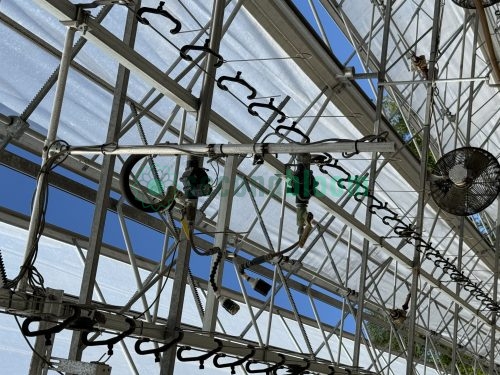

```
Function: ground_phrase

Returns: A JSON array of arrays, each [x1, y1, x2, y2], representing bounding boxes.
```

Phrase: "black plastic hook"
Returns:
[[424, 248, 440, 262], [177, 338, 223, 369], [217, 71, 257, 99], [311, 153, 333, 165], [245, 353, 286, 373], [82, 317, 136, 356], [248, 98, 287, 123], [135, 331, 184, 362], [275, 121, 310, 143], [318, 159, 351, 180], [433, 256, 449, 269], [282, 358, 310, 374], [21, 306, 81, 346], [449, 270, 468, 283], [367, 195, 385, 214], [464, 281, 479, 293], [136, 1, 181, 34], [442, 260, 456, 275], [180, 39, 224, 68], [213, 345, 255, 374]]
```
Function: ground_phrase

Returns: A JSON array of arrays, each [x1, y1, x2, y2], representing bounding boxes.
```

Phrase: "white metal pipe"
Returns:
[[379, 76, 489, 86], [19, 26, 76, 292], [67, 141, 395, 156]]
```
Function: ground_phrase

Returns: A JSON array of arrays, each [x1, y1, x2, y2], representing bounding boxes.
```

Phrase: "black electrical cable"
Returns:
[[120, 154, 176, 213], [238, 241, 299, 275], [4, 146, 66, 292], [209, 251, 224, 294], [188, 230, 220, 257]]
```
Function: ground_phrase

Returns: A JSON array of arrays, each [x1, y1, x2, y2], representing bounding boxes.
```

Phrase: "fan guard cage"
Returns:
[[430, 147, 500, 216], [451, 0, 500, 8]]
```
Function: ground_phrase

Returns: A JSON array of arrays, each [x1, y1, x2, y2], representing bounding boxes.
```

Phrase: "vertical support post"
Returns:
[[160, 1, 226, 374], [453, 13, 478, 375], [202, 155, 237, 331], [68, 2, 140, 361], [489, 198, 500, 375], [26, 24, 76, 375], [406, 0, 442, 374], [352, 0, 393, 367], [21, 25, 76, 292]]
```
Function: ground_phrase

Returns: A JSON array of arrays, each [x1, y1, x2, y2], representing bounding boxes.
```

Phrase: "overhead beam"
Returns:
[[33, 0, 198, 112]]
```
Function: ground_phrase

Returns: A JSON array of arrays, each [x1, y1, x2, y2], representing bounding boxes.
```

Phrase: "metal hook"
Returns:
[[433, 255, 449, 269], [245, 353, 286, 373], [463, 281, 479, 293], [275, 121, 310, 143], [213, 345, 255, 374], [248, 98, 287, 123], [282, 358, 310, 374], [21, 306, 81, 346], [136, 1, 182, 34], [217, 71, 257, 99], [177, 338, 223, 369], [442, 260, 456, 275], [135, 331, 184, 362], [310, 152, 333, 165], [318, 159, 351, 180], [180, 39, 224, 67], [82, 317, 136, 356]]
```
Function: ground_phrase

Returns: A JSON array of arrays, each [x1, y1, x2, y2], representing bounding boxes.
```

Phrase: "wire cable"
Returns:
[[14, 316, 64, 375], [134, 247, 178, 321]]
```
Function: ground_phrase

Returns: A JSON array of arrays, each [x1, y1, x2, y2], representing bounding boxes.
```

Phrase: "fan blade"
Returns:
[[463, 149, 491, 179], [431, 184, 469, 216], [430, 147, 500, 216]]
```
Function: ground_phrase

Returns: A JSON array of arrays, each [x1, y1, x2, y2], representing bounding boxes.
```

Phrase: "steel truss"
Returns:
[[0, 0, 499, 374]]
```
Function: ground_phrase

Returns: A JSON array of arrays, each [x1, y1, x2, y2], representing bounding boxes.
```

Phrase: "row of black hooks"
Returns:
[[135, 332, 360, 375], [20, 306, 366, 375], [134, 1, 320, 144], [315, 158, 499, 312]]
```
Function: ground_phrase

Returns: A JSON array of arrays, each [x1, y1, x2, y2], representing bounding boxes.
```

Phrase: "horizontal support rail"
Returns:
[[65, 141, 395, 157]]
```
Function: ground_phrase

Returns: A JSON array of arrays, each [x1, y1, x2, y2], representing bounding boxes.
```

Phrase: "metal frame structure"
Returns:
[[0, 0, 499, 374]]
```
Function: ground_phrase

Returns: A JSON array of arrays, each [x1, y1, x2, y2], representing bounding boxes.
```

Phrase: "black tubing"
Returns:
[[120, 154, 175, 213]]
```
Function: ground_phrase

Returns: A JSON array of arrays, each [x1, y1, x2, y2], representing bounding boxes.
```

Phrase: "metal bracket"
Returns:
[[0, 116, 29, 150], [61, 6, 90, 33], [41, 288, 65, 317], [51, 358, 111, 374]]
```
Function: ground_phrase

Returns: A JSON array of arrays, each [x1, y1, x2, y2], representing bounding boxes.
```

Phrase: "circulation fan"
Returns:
[[451, 0, 500, 8], [429, 147, 500, 216]]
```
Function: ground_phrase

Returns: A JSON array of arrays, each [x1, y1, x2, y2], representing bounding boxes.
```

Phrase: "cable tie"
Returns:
[[218, 144, 226, 158], [261, 143, 268, 156]]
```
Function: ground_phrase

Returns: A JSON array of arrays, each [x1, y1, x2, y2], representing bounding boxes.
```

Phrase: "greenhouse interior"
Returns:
[[0, 0, 500, 374]]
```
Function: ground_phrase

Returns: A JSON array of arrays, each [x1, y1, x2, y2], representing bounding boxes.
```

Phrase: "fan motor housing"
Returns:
[[429, 147, 500, 216]]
